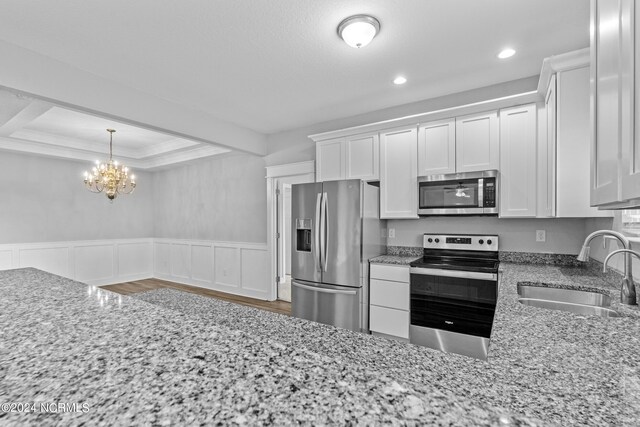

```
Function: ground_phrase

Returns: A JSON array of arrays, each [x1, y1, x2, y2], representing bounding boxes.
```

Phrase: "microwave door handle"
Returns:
[[320, 192, 328, 272], [478, 178, 484, 208], [315, 192, 322, 271]]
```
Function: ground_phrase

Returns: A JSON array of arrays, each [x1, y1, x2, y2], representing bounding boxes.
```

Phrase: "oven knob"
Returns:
[[487, 239, 492, 245], [427, 238, 433, 243], [435, 238, 440, 243], [479, 239, 484, 244]]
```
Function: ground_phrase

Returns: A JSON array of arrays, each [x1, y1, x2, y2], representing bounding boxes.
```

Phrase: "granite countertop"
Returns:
[[2, 264, 640, 426], [369, 254, 419, 265]]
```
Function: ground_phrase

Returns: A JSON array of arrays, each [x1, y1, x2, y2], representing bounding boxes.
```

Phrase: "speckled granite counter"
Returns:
[[369, 254, 419, 265], [2, 265, 640, 426]]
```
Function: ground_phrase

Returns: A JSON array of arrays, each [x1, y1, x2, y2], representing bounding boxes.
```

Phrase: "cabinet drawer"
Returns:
[[370, 279, 409, 310], [370, 305, 409, 339], [370, 264, 410, 282]]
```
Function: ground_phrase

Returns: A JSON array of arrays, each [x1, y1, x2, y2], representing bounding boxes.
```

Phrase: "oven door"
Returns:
[[409, 267, 497, 337]]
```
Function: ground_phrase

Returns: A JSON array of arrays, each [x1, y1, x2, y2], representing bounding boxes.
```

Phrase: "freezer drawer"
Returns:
[[291, 279, 362, 332]]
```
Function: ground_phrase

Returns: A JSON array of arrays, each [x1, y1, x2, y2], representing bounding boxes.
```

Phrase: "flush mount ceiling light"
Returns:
[[337, 15, 381, 48], [497, 48, 516, 59], [393, 76, 407, 85], [83, 129, 136, 201]]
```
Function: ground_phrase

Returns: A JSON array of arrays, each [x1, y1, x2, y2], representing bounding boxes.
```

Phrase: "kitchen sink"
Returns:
[[517, 284, 620, 318]]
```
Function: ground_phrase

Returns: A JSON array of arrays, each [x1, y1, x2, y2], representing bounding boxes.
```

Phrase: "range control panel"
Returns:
[[422, 234, 499, 252]]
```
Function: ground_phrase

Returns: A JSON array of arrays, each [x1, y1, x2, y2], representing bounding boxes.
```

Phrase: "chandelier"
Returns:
[[83, 129, 136, 200]]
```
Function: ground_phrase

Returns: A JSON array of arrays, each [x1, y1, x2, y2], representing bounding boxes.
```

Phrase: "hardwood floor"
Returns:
[[102, 278, 291, 316]]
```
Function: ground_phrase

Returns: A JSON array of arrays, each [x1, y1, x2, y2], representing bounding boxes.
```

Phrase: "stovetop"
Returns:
[[410, 233, 500, 273]]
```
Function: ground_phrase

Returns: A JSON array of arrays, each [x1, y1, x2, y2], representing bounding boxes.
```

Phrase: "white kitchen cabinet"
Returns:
[[345, 133, 379, 180], [379, 126, 418, 219], [590, 0, 637, 206], [499, 104, 537, 217], [417, 118, 456, 176], [316, 138, 345, 182], [369, 264, 410, 340], [556, 67, 612, 217], [315, 134, 379, 182], [455, 111, 499, 173]]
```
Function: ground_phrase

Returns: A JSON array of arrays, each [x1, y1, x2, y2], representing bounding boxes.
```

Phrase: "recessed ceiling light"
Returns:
[[337, 15, 381, 48], [393, 76, 407, 85], [497, 48, 516, 59]]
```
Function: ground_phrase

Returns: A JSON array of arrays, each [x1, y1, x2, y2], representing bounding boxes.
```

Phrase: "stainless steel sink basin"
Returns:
[[517, 284, 620, 318]]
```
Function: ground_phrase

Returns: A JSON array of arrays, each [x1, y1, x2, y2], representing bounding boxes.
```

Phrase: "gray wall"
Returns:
[[152, 152, 267, 243], [265, 76, 539, 166], [387, 217, 613, 254], [0, 150, 154, 244]]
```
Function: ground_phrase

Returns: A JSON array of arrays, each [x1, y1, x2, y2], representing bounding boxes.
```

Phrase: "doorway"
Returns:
[[265, 161, 315, 302]]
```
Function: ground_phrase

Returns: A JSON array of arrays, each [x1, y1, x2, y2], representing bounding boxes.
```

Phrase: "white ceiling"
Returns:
[[0, 0, 589, 157], [0, 91, 229, 169]]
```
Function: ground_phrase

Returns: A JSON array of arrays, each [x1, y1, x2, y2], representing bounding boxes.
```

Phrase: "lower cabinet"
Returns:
[[369, 264, 409, 340]]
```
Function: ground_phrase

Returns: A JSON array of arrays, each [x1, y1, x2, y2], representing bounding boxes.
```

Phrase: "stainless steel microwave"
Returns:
[[417, 170, 498, 216]]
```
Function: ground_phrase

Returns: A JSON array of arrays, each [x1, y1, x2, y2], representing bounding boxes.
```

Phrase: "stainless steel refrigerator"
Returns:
[[291, 179, 386, 332]]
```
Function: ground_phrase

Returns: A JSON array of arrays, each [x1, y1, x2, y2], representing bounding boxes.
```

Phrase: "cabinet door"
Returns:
[[557, 67, 613, 217], [590, 0, 624, 205], [316, 138, 345, 182], [499, 104, 537, 217], [380, 126, 418, 219], [455, 111, 499, 173], [345, 133, 379, 181], [538, 75, 557, 217], [417, 119, 456, 176], [621, 0, 640, 200]]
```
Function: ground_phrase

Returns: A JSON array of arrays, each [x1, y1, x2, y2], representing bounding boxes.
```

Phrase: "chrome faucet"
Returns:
[[603, 249, 638, 305], [577, 230, 637, 305]]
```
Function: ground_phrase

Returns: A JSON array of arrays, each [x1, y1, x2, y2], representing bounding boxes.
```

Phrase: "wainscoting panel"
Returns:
[[190, 244, 213, 285], [0, 239, 154, 286], [240, 248, 269, 298], [19, 246, 70, 278], [0, 250, 13, 270], [118, 241, 153, 280], [214, 246, 240, 289], [170, 243, 190, 279], [0, 238, 271, 300], [153, 239, 270, 300], [74, 244, 115, 283], [154, 242, 171, 276]]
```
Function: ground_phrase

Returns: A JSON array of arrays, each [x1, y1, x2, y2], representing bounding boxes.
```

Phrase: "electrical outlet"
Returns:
[[536, 230, 546, 242], [388, 228, 396, 239]]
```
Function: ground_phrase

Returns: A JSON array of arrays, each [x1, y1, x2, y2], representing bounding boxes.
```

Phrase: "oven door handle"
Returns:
[[410, 267, 497, 281]]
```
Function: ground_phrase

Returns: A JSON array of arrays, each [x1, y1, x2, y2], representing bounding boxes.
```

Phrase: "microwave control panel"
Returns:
[[483, 179, 496, 208]]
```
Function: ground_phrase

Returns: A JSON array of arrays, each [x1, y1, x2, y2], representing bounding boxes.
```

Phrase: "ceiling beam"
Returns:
[[0, 40, 267, 156]]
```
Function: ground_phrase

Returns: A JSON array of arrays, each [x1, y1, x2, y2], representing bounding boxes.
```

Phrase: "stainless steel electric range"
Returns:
[[409, 233, 499, 360]]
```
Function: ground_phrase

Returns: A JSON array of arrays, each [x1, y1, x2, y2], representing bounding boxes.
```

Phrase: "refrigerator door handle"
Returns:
[[323, 192, 329, 272], [320, 192, 328, 272], [315, 192, 322, 271], [292, 281, 357, 295]]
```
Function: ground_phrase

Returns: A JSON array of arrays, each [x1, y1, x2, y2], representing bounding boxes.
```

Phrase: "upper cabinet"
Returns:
[[499, 104, 537, 217], [456, 112, 500, 173], [590, 0, 640, 207], [417, 112, 499, 177], [417, 119, 456, 175], [379, 126, 418, 219], [316, 133, 379, 182]]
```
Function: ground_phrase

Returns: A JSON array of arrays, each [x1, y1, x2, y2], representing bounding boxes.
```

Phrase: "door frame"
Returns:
[[265, 161, 315, 301]]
